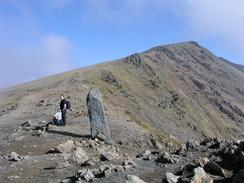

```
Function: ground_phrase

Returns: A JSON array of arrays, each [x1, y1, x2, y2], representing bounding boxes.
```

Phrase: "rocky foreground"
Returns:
[[1, 118, 244, 183], [0, 88, 244, 183]]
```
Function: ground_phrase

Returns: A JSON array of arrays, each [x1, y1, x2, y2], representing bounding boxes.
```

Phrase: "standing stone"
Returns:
[[86, 89, 112, 144]]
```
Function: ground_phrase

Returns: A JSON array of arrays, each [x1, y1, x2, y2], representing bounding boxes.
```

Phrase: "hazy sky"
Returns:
[[0, 0, 243, 88]]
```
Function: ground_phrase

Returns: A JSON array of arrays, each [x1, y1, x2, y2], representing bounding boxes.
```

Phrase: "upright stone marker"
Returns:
[[86, 88, 112, 144]]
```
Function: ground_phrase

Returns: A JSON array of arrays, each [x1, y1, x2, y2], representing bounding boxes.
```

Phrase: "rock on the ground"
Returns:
[[142, 150, 152, 160], [99, 145, 120, 161], [165, 172, 179, 183], [104, 168, 114, 177], [159, 152, 179, 164], [111, 164, 124, 173], [7, 152, 23, 162], [21, 121, 31, 127], [54, 140, 75, 154], [186, 140, 199, 150], [92, 169, 103, 177], [123, 159, 136, 167], [191, 167, 213, 183], [126, 175, 147, 183], [199, 157, 209, 167], [84, 158, 96, 166], [61, 178, 72, 183], [72, 147, 90, 165], [100, 151, 119, 161], [36, 129, 43, 136], [86, 88, 112, 144], [203, 160, 226, 177], [77, 168, 95, 182], [83, 169, 95, 182], [7, 175, 20, 180], [123, 158, 137, 171]]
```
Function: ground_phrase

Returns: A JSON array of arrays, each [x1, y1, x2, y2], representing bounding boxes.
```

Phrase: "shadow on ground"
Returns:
[[46, 129, 91, 138]]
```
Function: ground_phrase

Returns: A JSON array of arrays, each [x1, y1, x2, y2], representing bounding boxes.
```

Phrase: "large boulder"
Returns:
[[72, 147, 90, 165], [54, 140, 75, 154], [86, 89, 112, 144], [126, 175, 147, 183], [165, 172, 179, 183], [191, 167, 213, 183]]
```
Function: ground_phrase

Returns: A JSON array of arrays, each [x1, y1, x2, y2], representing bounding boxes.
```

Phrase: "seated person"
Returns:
[[53, 109, 63, 126]]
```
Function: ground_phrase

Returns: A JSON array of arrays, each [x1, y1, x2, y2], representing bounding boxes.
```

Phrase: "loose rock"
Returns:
[[77, 168, 95, 182], [7, 152, 23, 162], [21, 121, 31, 127], [191, 167, 213, 183], [203, 160, 226, 177], [159, 152, 179, 164], [186, 140, 199, 150], [73, 147, 90, 165], [126, 175, 147, 183], [54, 140, 75, 154], [99, 146, 120, 161], [165, 172, 179, 183]]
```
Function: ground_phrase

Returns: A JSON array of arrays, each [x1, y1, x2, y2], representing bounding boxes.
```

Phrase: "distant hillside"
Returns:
[[231, 63, 244, 73], [219, 57, 244, 73], [0, 41, 243, 144]]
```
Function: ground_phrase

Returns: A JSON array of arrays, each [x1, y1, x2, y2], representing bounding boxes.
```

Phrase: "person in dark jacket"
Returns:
[[60, 95, 67, 126]]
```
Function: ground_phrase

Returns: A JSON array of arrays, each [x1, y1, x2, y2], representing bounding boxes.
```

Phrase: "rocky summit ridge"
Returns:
[[0, 41, 244, 182]]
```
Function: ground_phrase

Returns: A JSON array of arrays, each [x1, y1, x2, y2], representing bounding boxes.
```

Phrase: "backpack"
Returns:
[[66, 100, 71, 109]]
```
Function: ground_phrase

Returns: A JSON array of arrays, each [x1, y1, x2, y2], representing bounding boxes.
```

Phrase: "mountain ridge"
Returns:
[[1, 41, 243, 91]]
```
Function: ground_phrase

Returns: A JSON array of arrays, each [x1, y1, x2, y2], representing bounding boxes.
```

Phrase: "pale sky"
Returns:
[[0, 0, 243, 88]]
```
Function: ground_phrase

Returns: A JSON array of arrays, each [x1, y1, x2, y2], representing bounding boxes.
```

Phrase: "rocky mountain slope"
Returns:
[[1, 41, 243, 141], [219, 57, 244, 73], [0, 41, 244, 182]]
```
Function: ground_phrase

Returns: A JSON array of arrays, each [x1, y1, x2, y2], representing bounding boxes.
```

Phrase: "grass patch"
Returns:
[[124, 109, 181, 149]]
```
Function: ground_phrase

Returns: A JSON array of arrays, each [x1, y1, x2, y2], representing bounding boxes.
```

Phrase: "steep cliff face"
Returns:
[[0, 41, 243, 143]]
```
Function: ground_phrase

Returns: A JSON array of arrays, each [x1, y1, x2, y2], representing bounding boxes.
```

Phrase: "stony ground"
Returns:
[[1, 113, 244, 183], [0, 113, 159, 183]]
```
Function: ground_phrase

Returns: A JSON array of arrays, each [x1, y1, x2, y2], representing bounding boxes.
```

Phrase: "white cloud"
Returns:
[[0, 1, 76, 88], [181, 0, 244, 54], [39, 35, 73, 74], [81, 0, 170, 24], [0, 34, 75, 88]]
